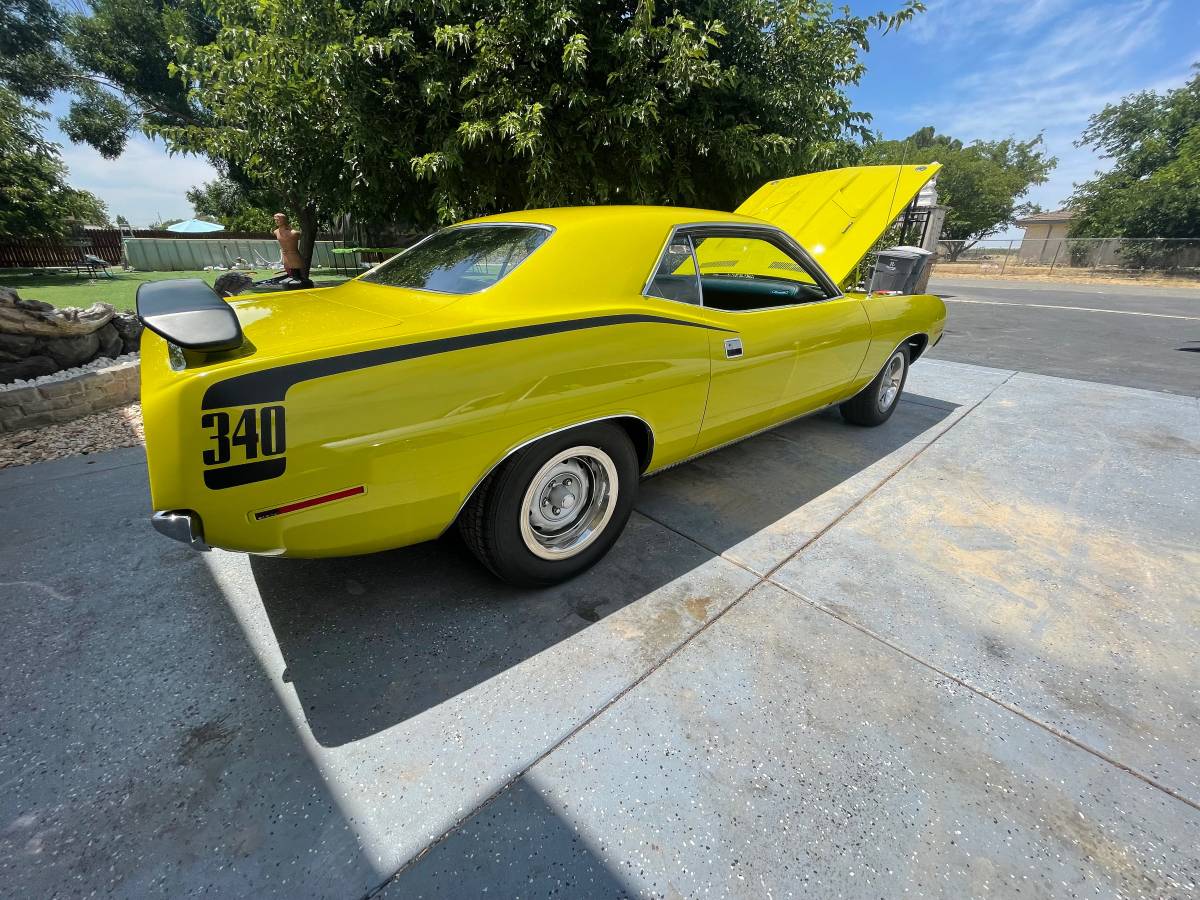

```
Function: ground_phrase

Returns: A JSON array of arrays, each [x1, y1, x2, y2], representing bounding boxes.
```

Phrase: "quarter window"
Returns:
[[646, 237, 701, 305]]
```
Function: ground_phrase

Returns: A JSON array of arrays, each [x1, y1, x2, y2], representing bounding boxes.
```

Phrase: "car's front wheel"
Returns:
[[840, 345, 910, 426], [459, 422, 639, 586]]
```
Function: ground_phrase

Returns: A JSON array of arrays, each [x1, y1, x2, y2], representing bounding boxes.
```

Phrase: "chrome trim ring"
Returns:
[[519, 445, 618, 560], [878, 351, 905, 412]]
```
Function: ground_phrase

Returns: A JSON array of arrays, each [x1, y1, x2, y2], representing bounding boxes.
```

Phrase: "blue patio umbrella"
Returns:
[[166, 218, 225, 233]]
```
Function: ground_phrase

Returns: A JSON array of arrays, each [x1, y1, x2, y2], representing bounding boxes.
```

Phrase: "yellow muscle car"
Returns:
[[140, 164, 945, 585]]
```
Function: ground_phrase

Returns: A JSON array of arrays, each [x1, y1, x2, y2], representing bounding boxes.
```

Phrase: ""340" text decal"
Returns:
[[201, 406, 286, 466]]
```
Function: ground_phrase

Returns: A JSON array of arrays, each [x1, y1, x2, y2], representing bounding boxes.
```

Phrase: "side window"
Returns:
[[690, 231, 834, 312], [646, 236, 700, 305]]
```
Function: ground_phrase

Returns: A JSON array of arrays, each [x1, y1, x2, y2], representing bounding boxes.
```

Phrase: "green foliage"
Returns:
[[0, 0, 118, 233], [186, 177, 275, 232], [58, 80, 137, 159], [1070, 68, 1200, 252], [154, 0, 922, 250], [865, 125, 1055, 257], [2, 0, 216, 158], [0, 0, 73, 101], [61, 0, 217, 157], [59, 182, 111, 226], [0, 87, 109, 235]]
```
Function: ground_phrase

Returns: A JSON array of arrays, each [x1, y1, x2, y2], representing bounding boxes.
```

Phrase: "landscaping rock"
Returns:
[[0, 356, 58, 383], [96, 323, 123, 359], [0, 333, 37, 358], [214, 271, 253, 297], [42, 332, 101, 369], [111, 313, 143, 353], [0, 288, 114, 337], [0, 288, 142, 383]]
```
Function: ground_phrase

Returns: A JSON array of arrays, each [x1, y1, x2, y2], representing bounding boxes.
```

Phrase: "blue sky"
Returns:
[[848, 0, 1199, 216], [41, 0, 1200, 227]]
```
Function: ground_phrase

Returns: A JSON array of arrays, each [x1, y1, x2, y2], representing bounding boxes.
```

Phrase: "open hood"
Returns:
[[736, 163, 941, 286]]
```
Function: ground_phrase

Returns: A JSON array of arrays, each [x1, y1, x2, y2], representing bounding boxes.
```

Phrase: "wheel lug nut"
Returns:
[[552, 507, 560, 515]]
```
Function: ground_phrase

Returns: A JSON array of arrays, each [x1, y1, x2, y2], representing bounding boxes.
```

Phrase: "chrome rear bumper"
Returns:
[[151, 510, 210, 551]]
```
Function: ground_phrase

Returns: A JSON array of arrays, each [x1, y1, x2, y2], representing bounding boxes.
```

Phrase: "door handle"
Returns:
[[724, 337, 743, 359]]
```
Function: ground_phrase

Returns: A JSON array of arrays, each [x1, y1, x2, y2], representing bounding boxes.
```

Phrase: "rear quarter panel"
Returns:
[[143, 307, 711, 557]]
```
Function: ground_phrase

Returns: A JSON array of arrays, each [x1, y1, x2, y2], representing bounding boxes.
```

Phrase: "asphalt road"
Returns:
[[927, 276, 1200, 395]]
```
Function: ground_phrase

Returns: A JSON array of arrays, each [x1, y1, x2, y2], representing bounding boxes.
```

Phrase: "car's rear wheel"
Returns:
[[840, 345, 910, 426], [459, 422, 639, 586]]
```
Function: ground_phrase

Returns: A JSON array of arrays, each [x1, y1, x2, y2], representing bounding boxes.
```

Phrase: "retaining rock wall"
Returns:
[[0, 355, 140, 433]]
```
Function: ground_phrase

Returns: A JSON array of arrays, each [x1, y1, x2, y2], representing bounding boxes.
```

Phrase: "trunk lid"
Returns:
[[735, 163, 942, 286], [227, 281, 456, 357]]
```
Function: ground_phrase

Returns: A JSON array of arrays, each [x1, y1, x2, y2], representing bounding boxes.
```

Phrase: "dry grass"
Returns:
[[0, 402, 144, 468], [933, 263, 1200, 289]]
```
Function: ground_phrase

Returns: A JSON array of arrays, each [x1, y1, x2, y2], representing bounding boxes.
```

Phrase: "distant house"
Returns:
[[1015, 210, 1074, 263]]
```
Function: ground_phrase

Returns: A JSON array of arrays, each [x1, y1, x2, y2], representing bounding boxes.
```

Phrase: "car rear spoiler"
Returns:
[[135, 279, 243, 352]]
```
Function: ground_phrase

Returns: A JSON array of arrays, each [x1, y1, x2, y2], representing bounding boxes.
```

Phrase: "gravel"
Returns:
[[0, 402, 144, 468]]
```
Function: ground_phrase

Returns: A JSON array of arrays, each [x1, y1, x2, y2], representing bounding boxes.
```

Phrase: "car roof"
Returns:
[[463, 205, 772, 231]]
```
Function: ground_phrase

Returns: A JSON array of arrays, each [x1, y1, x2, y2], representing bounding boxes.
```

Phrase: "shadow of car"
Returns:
[[250, 396, 955, 746]]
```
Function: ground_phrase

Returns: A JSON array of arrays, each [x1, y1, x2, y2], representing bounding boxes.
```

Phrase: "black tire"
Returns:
[[840, 345, 910, 426], [458, 422, 639, 587]]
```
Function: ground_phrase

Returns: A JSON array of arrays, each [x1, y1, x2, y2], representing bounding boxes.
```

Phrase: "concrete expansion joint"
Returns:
[[766, 580, 1200, 815], [752, 368, 1200, 814]]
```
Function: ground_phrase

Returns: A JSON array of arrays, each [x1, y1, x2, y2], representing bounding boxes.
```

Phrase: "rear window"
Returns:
[[360, 225, 550, 294]]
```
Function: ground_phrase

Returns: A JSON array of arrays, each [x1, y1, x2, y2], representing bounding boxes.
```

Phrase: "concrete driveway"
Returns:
[[1, 359, 1197, 897]]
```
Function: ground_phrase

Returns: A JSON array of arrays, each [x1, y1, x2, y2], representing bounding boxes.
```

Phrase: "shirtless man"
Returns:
[[272, 213, 313, 287]]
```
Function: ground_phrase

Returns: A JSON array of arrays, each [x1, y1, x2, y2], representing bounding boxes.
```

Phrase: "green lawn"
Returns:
[[0, 268, 350, 311]]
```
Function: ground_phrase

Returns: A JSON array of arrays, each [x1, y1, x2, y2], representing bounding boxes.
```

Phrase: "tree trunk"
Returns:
[[944, 238, 977, 262], [298, 201, 318, 274]]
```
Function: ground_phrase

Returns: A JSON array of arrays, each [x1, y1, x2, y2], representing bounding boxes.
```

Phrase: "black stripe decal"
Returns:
[[204, 458, 286, 490], [201, 314, 732, 410]]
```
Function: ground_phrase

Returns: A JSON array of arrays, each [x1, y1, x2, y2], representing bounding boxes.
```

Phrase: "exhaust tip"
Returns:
[[151, 509, 210, 551]]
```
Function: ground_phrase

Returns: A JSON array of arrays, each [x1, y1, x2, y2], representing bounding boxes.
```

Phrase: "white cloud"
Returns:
[[907, 0, 1076, 45], [53, 132, 218, 227], [896, 0, 1193, 209]]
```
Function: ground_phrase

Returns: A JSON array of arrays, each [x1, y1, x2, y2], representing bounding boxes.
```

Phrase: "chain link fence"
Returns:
[[931, 237, 1200, 282]]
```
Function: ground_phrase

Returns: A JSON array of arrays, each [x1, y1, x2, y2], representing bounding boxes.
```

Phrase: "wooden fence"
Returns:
[[0, 229, 279, 269]]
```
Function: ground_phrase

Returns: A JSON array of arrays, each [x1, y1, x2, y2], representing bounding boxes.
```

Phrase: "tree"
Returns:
[[1069, 68, 1200, 266], [59, 0, 218, 158], [148, 217, 184, 230], [187, 177, 276, 233], [1, 0, 73, 102], [0, 87, 110, 235], [155, 0, 922, 268], [0, 0, 116, 234], [864, 126, 1056, 259], [1, 0, 199, 155], [60, 184, 110, 226], [406, 0, 923, 218]]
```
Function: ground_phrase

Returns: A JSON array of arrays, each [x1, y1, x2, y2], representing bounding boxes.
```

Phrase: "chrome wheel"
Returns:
[[877, 352, 905, 412], [519, 445, 618, 560]]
